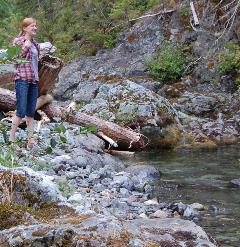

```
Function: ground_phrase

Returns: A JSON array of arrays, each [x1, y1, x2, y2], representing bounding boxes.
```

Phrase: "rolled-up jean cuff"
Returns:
[[16, 113, 25, 118]]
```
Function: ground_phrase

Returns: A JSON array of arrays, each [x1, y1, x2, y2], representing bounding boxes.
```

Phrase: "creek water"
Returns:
[[123, 145, 240, 247]]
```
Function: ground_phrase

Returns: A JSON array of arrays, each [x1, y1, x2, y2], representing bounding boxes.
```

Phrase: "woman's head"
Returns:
[[19, 18, 37, 38]]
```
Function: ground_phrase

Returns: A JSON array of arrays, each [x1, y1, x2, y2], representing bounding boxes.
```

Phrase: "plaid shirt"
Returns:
[[13, 36, 40, 83]]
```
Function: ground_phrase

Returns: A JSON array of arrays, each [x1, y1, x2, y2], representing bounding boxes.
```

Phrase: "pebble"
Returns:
[[150, 210, 168, 219], [191, 203, 205, 211], [144, 198, 159, 205]]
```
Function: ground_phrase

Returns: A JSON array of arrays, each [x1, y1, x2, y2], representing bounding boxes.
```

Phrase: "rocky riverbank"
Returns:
[[0, 1, 238, 245], [0, 121, 219, 246]]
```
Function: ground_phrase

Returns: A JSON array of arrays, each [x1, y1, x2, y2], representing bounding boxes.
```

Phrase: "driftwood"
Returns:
[[190, 1, 200, 26], [98, 131, 118, 148], [36, 110, 51, 132], [0, 88, 146, 150], [0, 88, 16, 111], [0, 71, 13, 86], [129, 8, 175, 23]]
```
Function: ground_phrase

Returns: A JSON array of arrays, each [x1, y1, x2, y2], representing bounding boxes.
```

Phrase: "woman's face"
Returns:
[[23, 22, 37, 37]]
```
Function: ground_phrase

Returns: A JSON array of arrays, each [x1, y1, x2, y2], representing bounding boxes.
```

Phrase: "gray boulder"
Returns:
[[0, 167, 65, 207], [78, 80, 177, 128], [126, 165, 160, 183]]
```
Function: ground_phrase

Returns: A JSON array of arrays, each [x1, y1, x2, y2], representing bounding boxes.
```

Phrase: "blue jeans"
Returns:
[[15, 79, 38, 118]]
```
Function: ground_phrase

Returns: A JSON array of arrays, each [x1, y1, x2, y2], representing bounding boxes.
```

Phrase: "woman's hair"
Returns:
[[19, 17, 37, 37]]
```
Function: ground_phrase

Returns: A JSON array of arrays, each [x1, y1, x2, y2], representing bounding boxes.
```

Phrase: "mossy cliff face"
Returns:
[[52, 0, 239, 149]]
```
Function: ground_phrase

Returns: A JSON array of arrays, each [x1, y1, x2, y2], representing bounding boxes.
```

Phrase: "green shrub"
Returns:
[[104, 31, 119, 49], [218, 42, 240, 85], [0, 147, 20, 168], [110, 0, 148, 21], [145, 42, 186, 82], [147, 0, 164, 8]]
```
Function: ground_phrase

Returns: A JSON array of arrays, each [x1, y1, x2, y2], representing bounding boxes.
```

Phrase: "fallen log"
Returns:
[[0, 88, 147, 150], [107, 8, 175, 32], [42, 102, 146, 150]]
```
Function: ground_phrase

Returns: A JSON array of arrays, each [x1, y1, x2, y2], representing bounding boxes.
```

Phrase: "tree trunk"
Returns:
[[0, 88, 15, 111], [38, 55, 63, 95], [0, 88, 146, 150]]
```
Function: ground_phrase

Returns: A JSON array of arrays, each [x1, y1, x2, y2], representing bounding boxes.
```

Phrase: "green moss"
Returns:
[[156, 126, 182, 149], [0, 203, 28, 230], [115, 113, 137, 124], [180, 140, 218, 150], [0, 202, 88, 230]]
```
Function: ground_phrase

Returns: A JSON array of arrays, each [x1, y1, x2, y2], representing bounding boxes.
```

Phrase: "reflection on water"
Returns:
[[123, 145, 240, 247]]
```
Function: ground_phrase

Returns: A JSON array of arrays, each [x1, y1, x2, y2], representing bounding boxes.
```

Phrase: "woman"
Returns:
[[9, 17, 40, 148]]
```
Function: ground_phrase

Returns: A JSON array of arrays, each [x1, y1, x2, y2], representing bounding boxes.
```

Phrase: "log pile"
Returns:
[[0, 51, 147, 150], [0, 88, 147, 149]]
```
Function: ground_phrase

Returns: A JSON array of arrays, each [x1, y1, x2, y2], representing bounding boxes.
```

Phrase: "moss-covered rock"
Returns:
[[0, 167, 65, 207]]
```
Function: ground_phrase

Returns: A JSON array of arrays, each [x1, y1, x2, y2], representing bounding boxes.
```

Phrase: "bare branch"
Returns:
[[215, 0, 240, 44], [107, 9, 175, 32]]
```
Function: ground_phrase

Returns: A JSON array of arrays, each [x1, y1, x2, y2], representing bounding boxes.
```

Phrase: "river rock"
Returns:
[[126, 165, 161, 185], [183, 205, 199, 219], [53, 13, 168, 100], [150, 209, 168, 219], [229, 178, 240, 188], [67, 193, 83, 203], [77, 80, 177, 128], [144, 198, 159, 206], [191, 203, 205, 211]]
